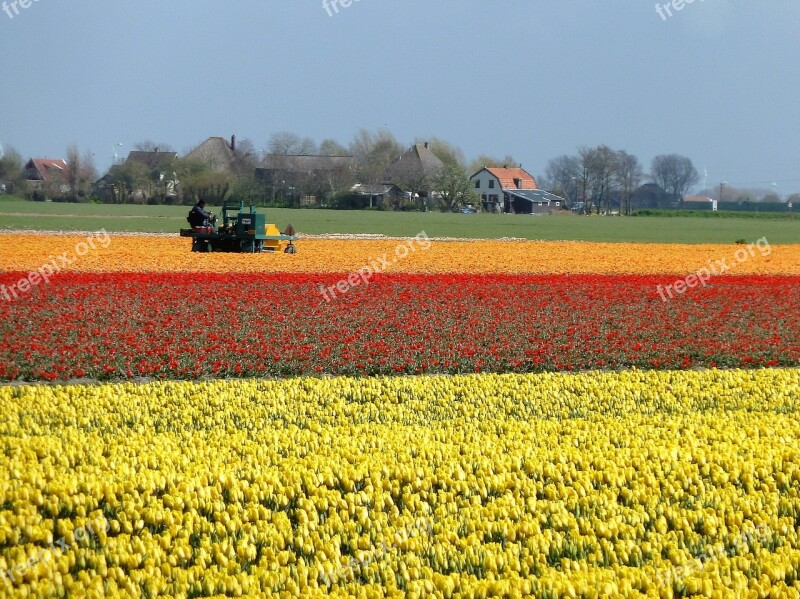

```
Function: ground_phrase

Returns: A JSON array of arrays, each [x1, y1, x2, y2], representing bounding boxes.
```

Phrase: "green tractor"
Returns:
[[180, 200, 297, 253]]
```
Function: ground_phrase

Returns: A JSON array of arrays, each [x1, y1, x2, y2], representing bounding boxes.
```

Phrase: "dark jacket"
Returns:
[[188, 204, 212, 227]]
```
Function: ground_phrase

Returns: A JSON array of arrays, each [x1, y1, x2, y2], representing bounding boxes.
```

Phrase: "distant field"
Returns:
[[0, 198, 797, 243]]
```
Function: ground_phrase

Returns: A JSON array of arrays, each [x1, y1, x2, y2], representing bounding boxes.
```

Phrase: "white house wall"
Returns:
[[471, 171, 502, 211]]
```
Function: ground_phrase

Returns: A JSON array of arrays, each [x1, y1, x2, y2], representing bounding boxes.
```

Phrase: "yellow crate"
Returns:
[[263, 224, 282, 251]]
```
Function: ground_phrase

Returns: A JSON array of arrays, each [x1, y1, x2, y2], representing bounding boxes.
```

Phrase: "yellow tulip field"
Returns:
[[1, 370, 799, 597]]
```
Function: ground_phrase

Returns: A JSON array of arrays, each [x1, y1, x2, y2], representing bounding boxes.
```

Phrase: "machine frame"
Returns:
[[180, 200, 297, 253]]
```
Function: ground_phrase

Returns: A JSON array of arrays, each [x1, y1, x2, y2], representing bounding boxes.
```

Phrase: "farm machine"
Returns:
[[180, 200, 298, 253]]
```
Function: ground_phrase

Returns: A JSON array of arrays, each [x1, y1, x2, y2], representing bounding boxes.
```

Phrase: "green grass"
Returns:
[[634, 209, 800, 219], [0, 198, 797, 243]]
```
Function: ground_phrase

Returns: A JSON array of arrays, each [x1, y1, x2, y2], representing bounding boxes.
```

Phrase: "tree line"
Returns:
[[3, 132, 793, 211], [545, 148, 702, 215], [0, 131, 524, 211]]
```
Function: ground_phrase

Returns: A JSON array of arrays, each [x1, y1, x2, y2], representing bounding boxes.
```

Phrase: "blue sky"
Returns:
[[2, 1, 799, 194]]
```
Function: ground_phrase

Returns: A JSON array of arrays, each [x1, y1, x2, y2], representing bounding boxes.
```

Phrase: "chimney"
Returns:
[[231, 135, 236, 153], [424, 142, 429, 149]]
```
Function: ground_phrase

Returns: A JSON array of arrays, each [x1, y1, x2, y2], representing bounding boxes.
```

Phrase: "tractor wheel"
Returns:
[[284, 243, 297, 255]]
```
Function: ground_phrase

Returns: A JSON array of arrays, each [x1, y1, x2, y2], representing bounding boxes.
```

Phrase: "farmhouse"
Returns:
[[24, 158, 70, 193], [350, 183, 404, 208], [94, 149, 180, 202], [382, 143, 444, 208], [25, 158, 68, 183], [256, 154, 355, 205], [470, 166, 562, 213], [125, 149, 179, 170], [186, 135, 238, 174]]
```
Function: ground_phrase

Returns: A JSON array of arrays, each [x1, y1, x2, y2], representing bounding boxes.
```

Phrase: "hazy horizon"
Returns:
[[2, 1, 799, 195]]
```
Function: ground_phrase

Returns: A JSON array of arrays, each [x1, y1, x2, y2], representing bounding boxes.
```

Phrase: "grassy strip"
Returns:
[[0, 198, 797, 243]]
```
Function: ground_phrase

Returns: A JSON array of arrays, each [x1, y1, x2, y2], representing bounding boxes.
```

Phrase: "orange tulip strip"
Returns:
[[1, 234, 799, 275]]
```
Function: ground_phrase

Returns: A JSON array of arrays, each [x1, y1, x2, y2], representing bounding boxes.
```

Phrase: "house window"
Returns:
[[514, 178, 522, 189], [489, 180, 495, 189], [474, 180, 480, 189]]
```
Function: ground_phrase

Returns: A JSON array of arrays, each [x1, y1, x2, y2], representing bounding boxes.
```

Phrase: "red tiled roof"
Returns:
[[27, 159, 68, 182], [485, 167, 537, 190]]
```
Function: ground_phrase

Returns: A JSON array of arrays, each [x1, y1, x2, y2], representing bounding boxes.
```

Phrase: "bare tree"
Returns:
[[79, 150, 98, 197], [349, 129, 404, 186], [595, 146, 619, 214], [0, 144, 24, 193], [651, 154, 699, 205], [230, 137, 260, 174], [65, 144, 80, 194], [419, 137, 466, 167], [393, 168, 434, 210], [319, 162, 355, 198], [133, 141, 175, 152], [318, 138, 349, 156], [65, 145, 97, 198], [573, 146, 618, 214], [467, 154, 518, 176], [614, 150, 643, 216], [545, 154, 581, 208], [268, 131, 317, 156]]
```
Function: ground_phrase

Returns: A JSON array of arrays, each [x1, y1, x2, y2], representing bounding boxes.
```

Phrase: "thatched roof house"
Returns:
[[382, 142, 444, 186], [186, 136, 238, 174], [125, 150, 178, 169]]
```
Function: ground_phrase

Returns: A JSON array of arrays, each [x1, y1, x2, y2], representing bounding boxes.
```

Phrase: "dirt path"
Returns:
[[0, 229, 527, 241], [0, 212, 177, 218]]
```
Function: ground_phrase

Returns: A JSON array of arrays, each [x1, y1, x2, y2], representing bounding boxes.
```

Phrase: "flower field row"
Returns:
[[0, 234, 798, 274], [1, 369, 799, 597], [1, 272, 799, 381]]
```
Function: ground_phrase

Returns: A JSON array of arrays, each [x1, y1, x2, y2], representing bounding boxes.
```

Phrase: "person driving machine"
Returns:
[[187, 200, 216, 251], [188, 200, 214, 227]]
